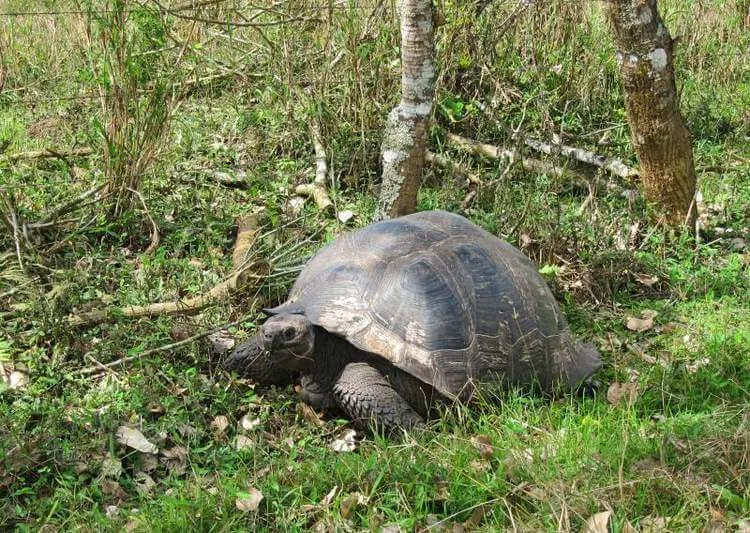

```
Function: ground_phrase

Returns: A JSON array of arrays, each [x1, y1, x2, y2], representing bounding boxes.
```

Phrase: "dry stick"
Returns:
[[295, 122, 333, 211], [522, 138, 637, 179], [33, 182, 107, 228], [445, 132, 588, 182], [1, 146, 93, 163], [67, 211, 267, 327], [73, 316, 255, 376], [425, 150, 481, 185]]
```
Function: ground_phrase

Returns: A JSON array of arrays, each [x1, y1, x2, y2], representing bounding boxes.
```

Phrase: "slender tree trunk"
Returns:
[[605, 0, 697, 228], [377, 0, 436, 220]]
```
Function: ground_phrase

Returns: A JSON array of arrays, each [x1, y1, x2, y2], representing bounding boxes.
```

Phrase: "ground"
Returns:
[[0, 1, 749, 531]]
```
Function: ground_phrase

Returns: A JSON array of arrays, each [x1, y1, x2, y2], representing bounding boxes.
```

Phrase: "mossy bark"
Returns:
[[377, 0, 435, 220], [605, 0, 697, 228]]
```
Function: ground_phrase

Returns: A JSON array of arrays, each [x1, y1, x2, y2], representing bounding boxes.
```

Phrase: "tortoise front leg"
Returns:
[[332, 363, 424, 433], [299, 375, 337, 411]]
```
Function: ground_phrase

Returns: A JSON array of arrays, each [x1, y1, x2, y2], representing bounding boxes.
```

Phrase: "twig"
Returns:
[[445, 132, 587, 182], [295, 121, 333, 211], [522, 138, 637, 179], [127, 188, 160, 255], [73, 316, 254, 376], [0, 193, 27, 271], [1, 147, 93, 163], [35, 182, 107, 227]]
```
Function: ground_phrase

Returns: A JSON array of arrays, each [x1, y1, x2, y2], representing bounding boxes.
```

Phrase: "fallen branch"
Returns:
[[2, 147, 93, 163], [445, 132, 587, 182], [522, 138, 637, 179], [295, 122, 333, 211], [67, 210, 267, 327]]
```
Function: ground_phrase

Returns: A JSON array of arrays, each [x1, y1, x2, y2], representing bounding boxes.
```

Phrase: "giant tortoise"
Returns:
[[224, 210, 601, 431]]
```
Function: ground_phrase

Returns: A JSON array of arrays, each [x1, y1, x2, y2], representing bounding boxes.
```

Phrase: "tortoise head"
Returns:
[[261, 313, 315, 372]]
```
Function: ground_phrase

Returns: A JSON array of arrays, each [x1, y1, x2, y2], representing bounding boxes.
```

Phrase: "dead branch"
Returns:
[[33, 182, 108, 228], [2, 147, 93, 163], [67, 210, 267, 328], [445, 132, 587, 182], [523, 138, 637, 179], [295, 122, 333, 211]]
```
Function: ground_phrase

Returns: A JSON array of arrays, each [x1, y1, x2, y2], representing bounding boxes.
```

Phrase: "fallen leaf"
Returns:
[[8, 371, 28, 390], [105, 505, 120, 519], [582, 510, 611, 533], [330, 429, 357, 453], [297, 402, 324, 427], [100, 455, 123, 478], [640, 516, 670, 532], [463, 504, 488, 529], [380, 525, 406, 533], [207, 330, 235, 355], [626, 309, 657, 332], [177, 423, 199, 438], [470, 435, 494, 460], [138, 453, 159, 472], [635, 273, 659, 287], [236, 487, 263, 512], [340, 492, 367, 519], [211, 415, 229, 435], [235, 435, 253, 451], [337, 210, 354, 224], [469, 459, 490, 475], [288, 196, 306, 215], [622, 520, 637, 533], [239, 415, 261, 432], [736, 519, 750, 533], [161, 446, 188, 475], [607, 382, 639, 406], [116, 426, 158, 454], [686, 357, 711, 373], [134, 472, 155, 495], [100, 479, 128, 500]]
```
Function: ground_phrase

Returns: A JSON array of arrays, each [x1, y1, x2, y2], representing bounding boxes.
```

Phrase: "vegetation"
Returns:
[[1, 0, 748, 530]]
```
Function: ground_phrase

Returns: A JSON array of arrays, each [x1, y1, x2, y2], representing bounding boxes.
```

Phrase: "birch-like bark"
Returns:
[[605, 0, 697, 227], [376, 0, 435, 220]]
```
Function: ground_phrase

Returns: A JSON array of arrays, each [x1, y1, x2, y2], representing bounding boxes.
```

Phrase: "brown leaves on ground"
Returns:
[[330, 429, 358, 452], [582, 510, 611, 533], [211, 415, 229, 437], [235, 487, 264, 512], [607, 381, 639, 406], [116, 426, 158, 454], [625, 309, 657, 332], [161, 445, 188, 476], [470, 435, 494, 461]]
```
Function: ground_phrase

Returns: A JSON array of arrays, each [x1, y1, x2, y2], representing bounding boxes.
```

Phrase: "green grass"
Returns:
[[1, 0, 750, 530]]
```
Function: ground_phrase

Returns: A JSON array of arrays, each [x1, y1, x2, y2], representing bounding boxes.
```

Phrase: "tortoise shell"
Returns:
[[267, 210, 601, 400]]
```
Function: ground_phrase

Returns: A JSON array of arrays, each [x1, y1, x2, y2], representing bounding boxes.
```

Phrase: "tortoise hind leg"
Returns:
[[333, 362, 424, 433]]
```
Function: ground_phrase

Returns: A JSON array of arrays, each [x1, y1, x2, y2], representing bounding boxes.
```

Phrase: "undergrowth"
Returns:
[[1, 1, 749, 531]]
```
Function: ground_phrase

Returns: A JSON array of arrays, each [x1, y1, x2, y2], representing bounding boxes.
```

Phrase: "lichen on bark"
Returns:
[[377, 0, 435, 221], [605, 0, 697, 228]]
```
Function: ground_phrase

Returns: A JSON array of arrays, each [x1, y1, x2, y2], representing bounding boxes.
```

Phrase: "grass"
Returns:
[[1, 0, 749, 531]]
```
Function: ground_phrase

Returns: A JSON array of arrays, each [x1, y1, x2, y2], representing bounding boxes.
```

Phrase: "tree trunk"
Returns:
[[377, 0, 436, 220], [604, 0, 697, 228]]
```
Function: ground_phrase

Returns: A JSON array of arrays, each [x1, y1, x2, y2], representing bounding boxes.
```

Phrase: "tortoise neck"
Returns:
[[308, 327, 366, 390]]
